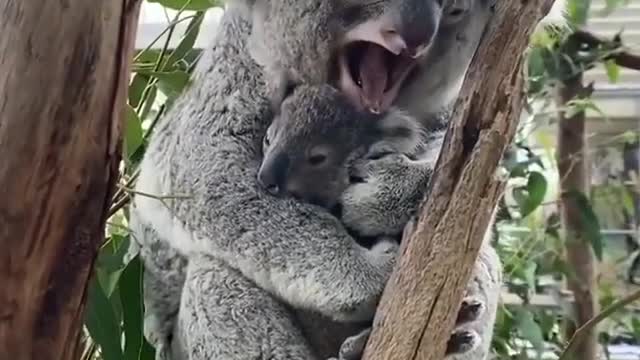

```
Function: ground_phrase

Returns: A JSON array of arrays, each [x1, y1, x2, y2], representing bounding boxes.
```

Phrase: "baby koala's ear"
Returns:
[[374, 110, 423, 155]]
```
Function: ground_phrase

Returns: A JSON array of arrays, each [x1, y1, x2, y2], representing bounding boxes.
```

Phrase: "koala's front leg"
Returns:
[[339, 153, 503, 360], [339, 153, 434, 238]]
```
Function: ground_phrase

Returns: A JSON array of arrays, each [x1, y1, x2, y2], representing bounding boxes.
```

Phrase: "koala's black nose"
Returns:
[[392, 1, 440, 57], [257, 152, 290, 196]]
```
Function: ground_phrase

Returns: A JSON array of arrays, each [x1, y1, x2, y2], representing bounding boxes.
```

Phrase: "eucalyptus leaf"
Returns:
[[566, 190, 604, 261], [515, 308, 545, 356], [85, 279, 124, 360], [125, 105, 144, 158], [147, 0, 222, 11]]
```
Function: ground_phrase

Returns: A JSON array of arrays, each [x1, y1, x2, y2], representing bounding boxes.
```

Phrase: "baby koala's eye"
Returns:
[[307, 146, 330, 167], [308, 153, 328, 166]]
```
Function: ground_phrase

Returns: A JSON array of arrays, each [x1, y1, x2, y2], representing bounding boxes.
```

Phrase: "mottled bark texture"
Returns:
[[556, 43, 599, 360], [361, 1, 557, 359], [0, 1, 141, 359]]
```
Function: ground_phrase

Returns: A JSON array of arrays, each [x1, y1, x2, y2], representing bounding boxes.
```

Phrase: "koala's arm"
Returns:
[[135, 7, 395, 324], [339, 131, 503, 358], [340, 132, 443, 237]]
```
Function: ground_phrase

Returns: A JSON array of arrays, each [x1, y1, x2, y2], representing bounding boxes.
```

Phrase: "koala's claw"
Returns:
[[445, 329, 480, 355], [456, 297, 484, 325]]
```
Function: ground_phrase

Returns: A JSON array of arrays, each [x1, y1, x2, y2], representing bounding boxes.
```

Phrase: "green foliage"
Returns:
[[82, 1, 221, 358], [495, 0, 640, 357], [147, 0, 222, 11]]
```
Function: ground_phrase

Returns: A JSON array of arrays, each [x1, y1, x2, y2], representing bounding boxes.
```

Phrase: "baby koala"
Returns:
[[257, 83, 485, 359], [257, 83, 423, 210]]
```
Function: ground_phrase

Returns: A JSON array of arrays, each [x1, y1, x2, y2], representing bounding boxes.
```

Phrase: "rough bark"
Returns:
[[0, 1, 141, 359], [556, 65, 600, 359], [360, 1, 556, 359]]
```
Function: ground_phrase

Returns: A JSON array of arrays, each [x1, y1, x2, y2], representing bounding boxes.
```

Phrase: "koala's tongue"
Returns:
[[358, 44, 389, 114]]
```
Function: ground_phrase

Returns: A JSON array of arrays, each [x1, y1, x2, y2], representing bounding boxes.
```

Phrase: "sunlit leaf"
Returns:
[[521, 171, 548, 217], [604, 59, 620, 83], [567, 0, 590, 26], [523, 261, 538, 291]]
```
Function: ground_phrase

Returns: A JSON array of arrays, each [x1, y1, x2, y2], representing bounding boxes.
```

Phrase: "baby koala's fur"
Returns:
[[258, 83, 424, 211]]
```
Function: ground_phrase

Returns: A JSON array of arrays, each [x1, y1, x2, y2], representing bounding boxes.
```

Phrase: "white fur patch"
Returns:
[[133, 159, 206, 256], [134, 159, 363, 320]]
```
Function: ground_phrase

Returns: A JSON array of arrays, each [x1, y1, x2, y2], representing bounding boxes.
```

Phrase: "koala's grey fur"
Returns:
[[130, 0, 566, 359], [258, 83, 423, 210], [131, 6, 399, 359]]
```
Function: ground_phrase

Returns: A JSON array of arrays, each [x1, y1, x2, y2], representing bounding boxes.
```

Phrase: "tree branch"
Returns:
[[360, 1, 556, 359], [0, 0, 141, 358], [572, 30, 640, 71]]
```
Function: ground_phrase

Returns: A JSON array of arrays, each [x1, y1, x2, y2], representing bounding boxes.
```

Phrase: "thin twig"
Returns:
[[557, 288, 640, 360]]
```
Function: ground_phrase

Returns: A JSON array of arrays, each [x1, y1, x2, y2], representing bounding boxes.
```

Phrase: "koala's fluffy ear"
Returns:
[[374, 110, 424, 155]]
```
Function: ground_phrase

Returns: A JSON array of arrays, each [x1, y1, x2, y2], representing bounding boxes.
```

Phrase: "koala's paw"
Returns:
[[445, 329, 481, 356], [340, 154, 429, 238], [367, 237, 399, 275], [456, 297, 485, 325], [444, 297, 486, 358], [326, 328, 371, 360]]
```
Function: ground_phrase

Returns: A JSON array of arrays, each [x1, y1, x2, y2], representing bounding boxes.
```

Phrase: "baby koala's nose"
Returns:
[[257, 152, 290, 197]]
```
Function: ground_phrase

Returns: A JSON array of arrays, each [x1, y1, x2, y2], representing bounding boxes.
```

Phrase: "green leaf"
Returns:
[[631, 317, 640, 339], [521, 171, 548, 217], [85, 279, 124, 360], [120, 256, 149, 360], [515, 308, 545, 355], [140, 71, 191, 100], [128, 74, 151, 108], [165, 12, 205, 70], [147, 0, 222, 11], [139, 85, 158, 121], [566, 190, 604, 261], [604, 59, 620, 83], [125, 105, 144, 158], [97, 235, 131, 273], [523, 262, 538, 291], [97, 267, 126, 298], [567, 0, 591, 26]]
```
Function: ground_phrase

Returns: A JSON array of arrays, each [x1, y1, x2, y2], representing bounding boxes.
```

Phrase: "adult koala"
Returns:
[[130, 0, 565, 359]]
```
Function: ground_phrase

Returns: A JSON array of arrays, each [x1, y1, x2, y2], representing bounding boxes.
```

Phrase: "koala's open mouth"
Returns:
[[338, 41, 417, 114]]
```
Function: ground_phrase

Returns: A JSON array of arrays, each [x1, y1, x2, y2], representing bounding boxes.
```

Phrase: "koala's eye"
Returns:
[[308, 153, 328, 166], [366, 151, 392, 161], [443, 0, 470, 23]]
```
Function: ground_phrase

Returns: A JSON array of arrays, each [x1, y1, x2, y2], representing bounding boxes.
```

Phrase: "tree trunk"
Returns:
[[360, 1, 556, 359], [556, 71, 600, 360], [0, 1, 141, 359]]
